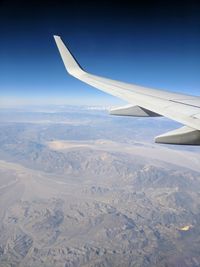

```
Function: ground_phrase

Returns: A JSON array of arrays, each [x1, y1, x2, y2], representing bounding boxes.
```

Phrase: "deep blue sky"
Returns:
[[0, 0, 200, 106]]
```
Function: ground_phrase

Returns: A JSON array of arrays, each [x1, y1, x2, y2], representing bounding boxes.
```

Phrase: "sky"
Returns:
[[0, 0, 200, 106]]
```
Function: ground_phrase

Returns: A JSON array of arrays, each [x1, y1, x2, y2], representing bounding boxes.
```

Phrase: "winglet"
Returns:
[[53, 35, 85, 77]]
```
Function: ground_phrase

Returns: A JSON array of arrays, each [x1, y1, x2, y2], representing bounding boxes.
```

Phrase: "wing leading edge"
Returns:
[[54, 35, 200, 145]]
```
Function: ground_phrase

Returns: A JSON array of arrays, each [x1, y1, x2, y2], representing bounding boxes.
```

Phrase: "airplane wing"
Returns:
[[54, 35, 200, 145]]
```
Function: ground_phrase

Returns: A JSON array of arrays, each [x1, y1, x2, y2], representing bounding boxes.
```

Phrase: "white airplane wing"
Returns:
[[54, 35, 200, 145]]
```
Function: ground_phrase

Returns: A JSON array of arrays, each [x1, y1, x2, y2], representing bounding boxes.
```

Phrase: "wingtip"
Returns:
[[53, 35, 85, 76], [53, 35, 61, 39]]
